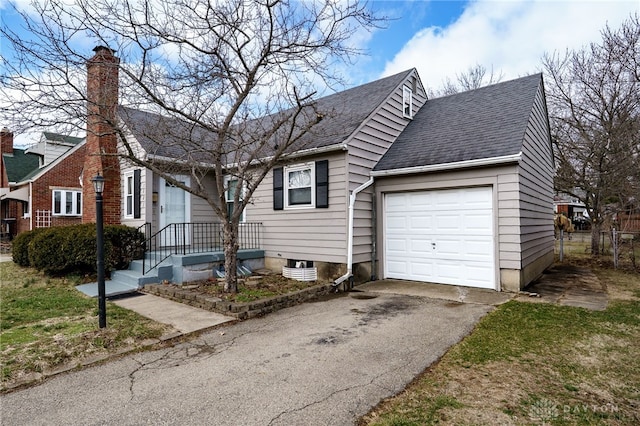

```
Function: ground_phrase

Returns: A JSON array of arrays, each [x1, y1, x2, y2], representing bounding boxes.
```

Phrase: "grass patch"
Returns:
[[361, 266, 640, 425], [1, 262, 170, 389]]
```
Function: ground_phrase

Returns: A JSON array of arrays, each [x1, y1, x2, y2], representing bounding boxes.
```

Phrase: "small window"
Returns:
[[403, 86, 413, 118], [285, 163, 315, 208], [52, 189, 82, 216], [225, 176, 246, 222], [125, 173, 134, 218]]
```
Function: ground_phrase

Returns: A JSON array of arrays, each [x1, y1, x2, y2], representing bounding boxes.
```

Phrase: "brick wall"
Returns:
[[28, 145, 87, 231], [1, 128, 13, 187], [83, 46, 121, 225]]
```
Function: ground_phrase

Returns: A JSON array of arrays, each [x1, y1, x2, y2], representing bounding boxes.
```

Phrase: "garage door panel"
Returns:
[[386, 238, 407, 253], [410, 214, 434, 230], [385, 194, 408, 211], [433, 239, 460, 256], [386, 215, 408, 231], [434, 190, 461, 208], [387, 260, 409, 276], [410, 261, 434, 278], [464, 239, 493, 258], [410, 193, 432, 207], [384, 187, 495, 289], [463, 213, 493, 233], [435, 213, 462, 230], [463, 187, 492, 206], [410, 239, 432, 254]]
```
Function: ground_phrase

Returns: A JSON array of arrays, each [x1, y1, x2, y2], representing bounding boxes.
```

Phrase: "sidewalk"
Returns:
[[112, 293, 236, 337]]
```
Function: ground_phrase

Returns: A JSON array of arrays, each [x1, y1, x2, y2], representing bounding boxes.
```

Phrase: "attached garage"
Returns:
[[384, 187, 496, 289], [370, 74, 556, 292]]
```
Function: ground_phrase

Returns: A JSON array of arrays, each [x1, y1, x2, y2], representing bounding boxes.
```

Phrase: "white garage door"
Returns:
[[384, 187, 496, 289]]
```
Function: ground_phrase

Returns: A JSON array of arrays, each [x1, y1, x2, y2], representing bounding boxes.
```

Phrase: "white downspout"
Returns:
[[333, 177, 374, 288]]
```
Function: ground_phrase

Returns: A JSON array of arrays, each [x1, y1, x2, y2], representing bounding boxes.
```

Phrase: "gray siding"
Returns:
[[191, 173, 218, 223], [119, 158, 148, 229], [518, 82, 555, 268], [250, 152, 348, 263], [348, 71, 428, 263], [374, 164, 521, 285]]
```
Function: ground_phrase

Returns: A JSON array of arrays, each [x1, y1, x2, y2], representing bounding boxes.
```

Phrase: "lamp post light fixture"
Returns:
[[92, 173, 107, 328]]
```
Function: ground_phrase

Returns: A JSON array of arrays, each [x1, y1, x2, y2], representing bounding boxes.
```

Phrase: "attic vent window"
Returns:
[[403, 86, 413, 118]]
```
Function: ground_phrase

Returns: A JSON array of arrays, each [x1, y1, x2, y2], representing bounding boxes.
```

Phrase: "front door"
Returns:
[[159, 175, 191, 246]]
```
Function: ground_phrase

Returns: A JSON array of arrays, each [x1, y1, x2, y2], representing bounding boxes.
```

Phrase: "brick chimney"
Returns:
[[83, 46, 121, 225], [1, 127, 14, 187]]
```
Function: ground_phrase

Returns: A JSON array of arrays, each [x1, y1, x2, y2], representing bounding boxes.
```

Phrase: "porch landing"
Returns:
[[76, 249, 265, 298]]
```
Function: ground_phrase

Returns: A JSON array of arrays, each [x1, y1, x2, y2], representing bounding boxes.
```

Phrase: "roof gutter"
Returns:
[[333, 177, 375, 290], [370, 153, 522, 177], [146, 143, 349, 171]]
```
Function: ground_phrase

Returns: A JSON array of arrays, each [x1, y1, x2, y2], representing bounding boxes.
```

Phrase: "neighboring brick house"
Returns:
[[0, 127, 87, 237], [1, 47, 122, 239], [1, 128, 40, 237]]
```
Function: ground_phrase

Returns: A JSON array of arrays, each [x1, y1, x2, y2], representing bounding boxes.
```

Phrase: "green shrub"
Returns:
[[11, 228, 46, 267], [104, 225, 145, 271], [29, 227, 72, 274], [18, 224, 145, 276]]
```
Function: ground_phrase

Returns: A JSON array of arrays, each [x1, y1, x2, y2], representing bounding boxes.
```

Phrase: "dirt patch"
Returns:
[[179, 271, 322, 302], [516, 263, 609, 310]]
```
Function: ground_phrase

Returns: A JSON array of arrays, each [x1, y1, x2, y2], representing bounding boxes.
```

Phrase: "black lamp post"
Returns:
[[92, 173, 107, 328]]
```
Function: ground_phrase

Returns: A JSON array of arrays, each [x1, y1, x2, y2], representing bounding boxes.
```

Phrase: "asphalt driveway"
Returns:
[[2, 291, 492, 425]]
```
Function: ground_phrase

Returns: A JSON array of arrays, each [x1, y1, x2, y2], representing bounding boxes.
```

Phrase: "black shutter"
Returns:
[[133, 169, 141, 219], [316, 160, 329, 208], [273, 167, 283, 210]]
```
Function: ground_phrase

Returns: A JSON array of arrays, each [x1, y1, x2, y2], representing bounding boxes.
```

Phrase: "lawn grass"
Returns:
[[360, 263, 640, 425], [1, 262, 170, 390]]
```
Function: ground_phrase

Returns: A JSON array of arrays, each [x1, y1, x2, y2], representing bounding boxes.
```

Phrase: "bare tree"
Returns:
[[1, 0, 384, 292], [429, 63, 503, 97], [543, 13, 640, 255]]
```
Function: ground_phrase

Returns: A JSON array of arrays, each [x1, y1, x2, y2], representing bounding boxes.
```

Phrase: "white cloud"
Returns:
[[381, 0, 640, 91]]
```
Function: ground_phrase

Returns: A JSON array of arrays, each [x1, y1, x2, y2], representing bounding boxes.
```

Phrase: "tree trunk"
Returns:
[[590, 220, 601, 255], [222, 221, 239, 293]]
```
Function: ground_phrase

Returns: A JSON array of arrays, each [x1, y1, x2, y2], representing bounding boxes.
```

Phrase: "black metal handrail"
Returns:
[[136, 222, 152, 250], [142, 222, 262, 274]]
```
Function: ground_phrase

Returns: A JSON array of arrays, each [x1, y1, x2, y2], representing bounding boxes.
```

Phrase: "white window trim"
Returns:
[[403, 86, 413, 119], [284, 162, 315, 209], [52, 189, 82, 217], [224, 175, 246, 222], [124, 171, 134, 218]]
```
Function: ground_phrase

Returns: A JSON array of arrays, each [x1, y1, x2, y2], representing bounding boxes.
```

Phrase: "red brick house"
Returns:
[[1, 46, 122, 239], [0, 128, 87, 237]]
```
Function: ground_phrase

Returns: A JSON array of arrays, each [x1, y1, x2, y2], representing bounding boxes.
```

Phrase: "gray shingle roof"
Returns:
[[119, 70, 414, 161], [43, 132, 84, 146], [118, 106, 216, 162], [295, 69, 413, 149], [373, 73, 543, 172]]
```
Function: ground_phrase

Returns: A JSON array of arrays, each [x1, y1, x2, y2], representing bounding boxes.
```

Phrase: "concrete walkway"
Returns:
[[112, 293, 235, 336]]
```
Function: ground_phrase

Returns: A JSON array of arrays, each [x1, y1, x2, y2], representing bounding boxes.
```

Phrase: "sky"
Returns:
[[1, 0, 639, 146], [359, 0, 639, 92]]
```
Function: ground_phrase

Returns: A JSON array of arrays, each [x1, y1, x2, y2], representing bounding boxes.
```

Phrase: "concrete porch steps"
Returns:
[[75, 249, 265, 298], [76, 257, 173, 298]]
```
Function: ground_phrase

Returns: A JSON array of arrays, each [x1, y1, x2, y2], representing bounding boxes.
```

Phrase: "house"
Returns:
[[0, 128, 86, 237], [83, 46, 554, 294]]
